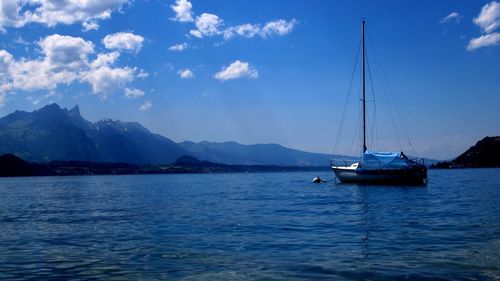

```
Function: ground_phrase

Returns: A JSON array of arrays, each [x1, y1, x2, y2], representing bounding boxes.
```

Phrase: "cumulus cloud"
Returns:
[[440, 12, 463, 24], [82, 21, 99, 32], [261, 19, 298, 37], [168, 42, 188, 52], [137, 69, 149, 78], [223, 23, 261, 40], [170, 0, 193, 22], [91, 52, 120, 68], [170, 0, 297, 41], [214, 60, 258, 81], [0, 33, 144, 103], [0, 50, 14, 78], [189, 15, 297, 41], [124, 88, 145, 98], [0, 0, 130, 32], [140, 100, 152, 111], [467, 32, 500, 50], [39, 34, 94, 71], [103, 32, 144, 53], [0, 50, 13, 104], [4, 35, 95, 91], [468, 1, 500, 50], [190, 13, 223, 38], [9, 59, 66, 91], [81, 66, 134, 96], [0, 0, 24, 31], [177, 68, 194, 79], [473, 1, 500, 33]]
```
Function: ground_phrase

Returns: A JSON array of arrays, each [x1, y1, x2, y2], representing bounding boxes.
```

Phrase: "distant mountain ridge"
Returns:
[[179, 141, 333, 166], [0, 104, 186, 164], [0, 103, 333, 166], [431, 136, 500, 168], [0, 104, 101, 162]]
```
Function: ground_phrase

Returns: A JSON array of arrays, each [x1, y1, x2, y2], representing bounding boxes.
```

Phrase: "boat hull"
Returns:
[[332, 166, 427, 185]]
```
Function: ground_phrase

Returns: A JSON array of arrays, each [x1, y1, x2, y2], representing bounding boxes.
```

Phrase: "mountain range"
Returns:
[[0, 104, 333, 166], [431, 136, 500, 168]]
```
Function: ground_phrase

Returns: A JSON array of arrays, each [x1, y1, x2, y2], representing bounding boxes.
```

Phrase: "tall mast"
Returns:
[[362, 18, 367, 153]]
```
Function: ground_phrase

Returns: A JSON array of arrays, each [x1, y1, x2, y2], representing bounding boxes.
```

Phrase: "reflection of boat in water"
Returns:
[[331, 19, 427, 185]]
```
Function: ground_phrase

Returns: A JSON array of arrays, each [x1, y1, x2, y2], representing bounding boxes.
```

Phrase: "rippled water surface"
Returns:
[[0, 169, 499, 280]]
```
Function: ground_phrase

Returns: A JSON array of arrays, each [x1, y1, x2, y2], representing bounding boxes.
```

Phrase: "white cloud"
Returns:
[[189, 29, 202, 38], [169, 0, 297, 41], [467, 32, 500, 50], [440, 12, 463, 24], [91, 52, 120, 68], [140, 100, 152, 111], [223, 23, 260, 40], [39, 34, 94, 71], [0, 0, 130, 31], [190, 13, 222, 38], [0, 34, 144, 102], [0, 50, 13, 104], [261, 19, 297, 37], [3, 35, 95, 92], [468, 1, 500, 50], [81, 65, 134, 96], [168, 42, 188, 52], [83, 21, 99, 32], [124, 88, 144, 98], [137, 69, 149, 78], [103, 32, 144, 53], [0, 0, 24, 32], [170, 0, 193, 22], [214, 60, 258, 81], [194, 17, 297, 41], [177, 68, 194, 79], [10, 57, 77, 91], [473, 1, 500, 33], [0, 50, 13, 79]]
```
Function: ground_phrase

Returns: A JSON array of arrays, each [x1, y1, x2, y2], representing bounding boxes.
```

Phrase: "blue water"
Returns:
[[0, 169, 499, 280]]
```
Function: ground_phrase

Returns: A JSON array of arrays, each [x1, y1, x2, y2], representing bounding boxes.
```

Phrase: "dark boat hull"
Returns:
[[332, 166, 427, 185]]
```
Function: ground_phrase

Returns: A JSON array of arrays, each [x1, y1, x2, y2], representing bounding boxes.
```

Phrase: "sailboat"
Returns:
[[331, 19, 428, 185]]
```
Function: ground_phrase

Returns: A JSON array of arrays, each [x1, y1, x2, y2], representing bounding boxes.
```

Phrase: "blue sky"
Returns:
[[0, 0, 499, 160]]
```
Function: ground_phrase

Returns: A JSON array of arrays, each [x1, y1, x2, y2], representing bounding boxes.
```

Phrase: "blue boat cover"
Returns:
[[360, 150, 408, 170]]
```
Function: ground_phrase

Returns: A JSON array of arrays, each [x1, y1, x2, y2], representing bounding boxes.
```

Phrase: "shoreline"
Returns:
[[0, 155, 331, 178]]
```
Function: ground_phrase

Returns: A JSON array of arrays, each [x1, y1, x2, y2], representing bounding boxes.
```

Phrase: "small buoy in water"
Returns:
[[312, 176, 327, 183]]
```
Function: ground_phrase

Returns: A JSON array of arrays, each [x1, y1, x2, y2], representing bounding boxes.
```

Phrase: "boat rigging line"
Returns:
[[366, 28, 420, 158], [331, 38, 361, 161], [366, 43, 378, 151], [330, 19, 428, 185], [332, 20, 422, 162]]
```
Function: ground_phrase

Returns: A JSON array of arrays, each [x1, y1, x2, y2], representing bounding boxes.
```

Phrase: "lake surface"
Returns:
[[0, 169, 499, 280]]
